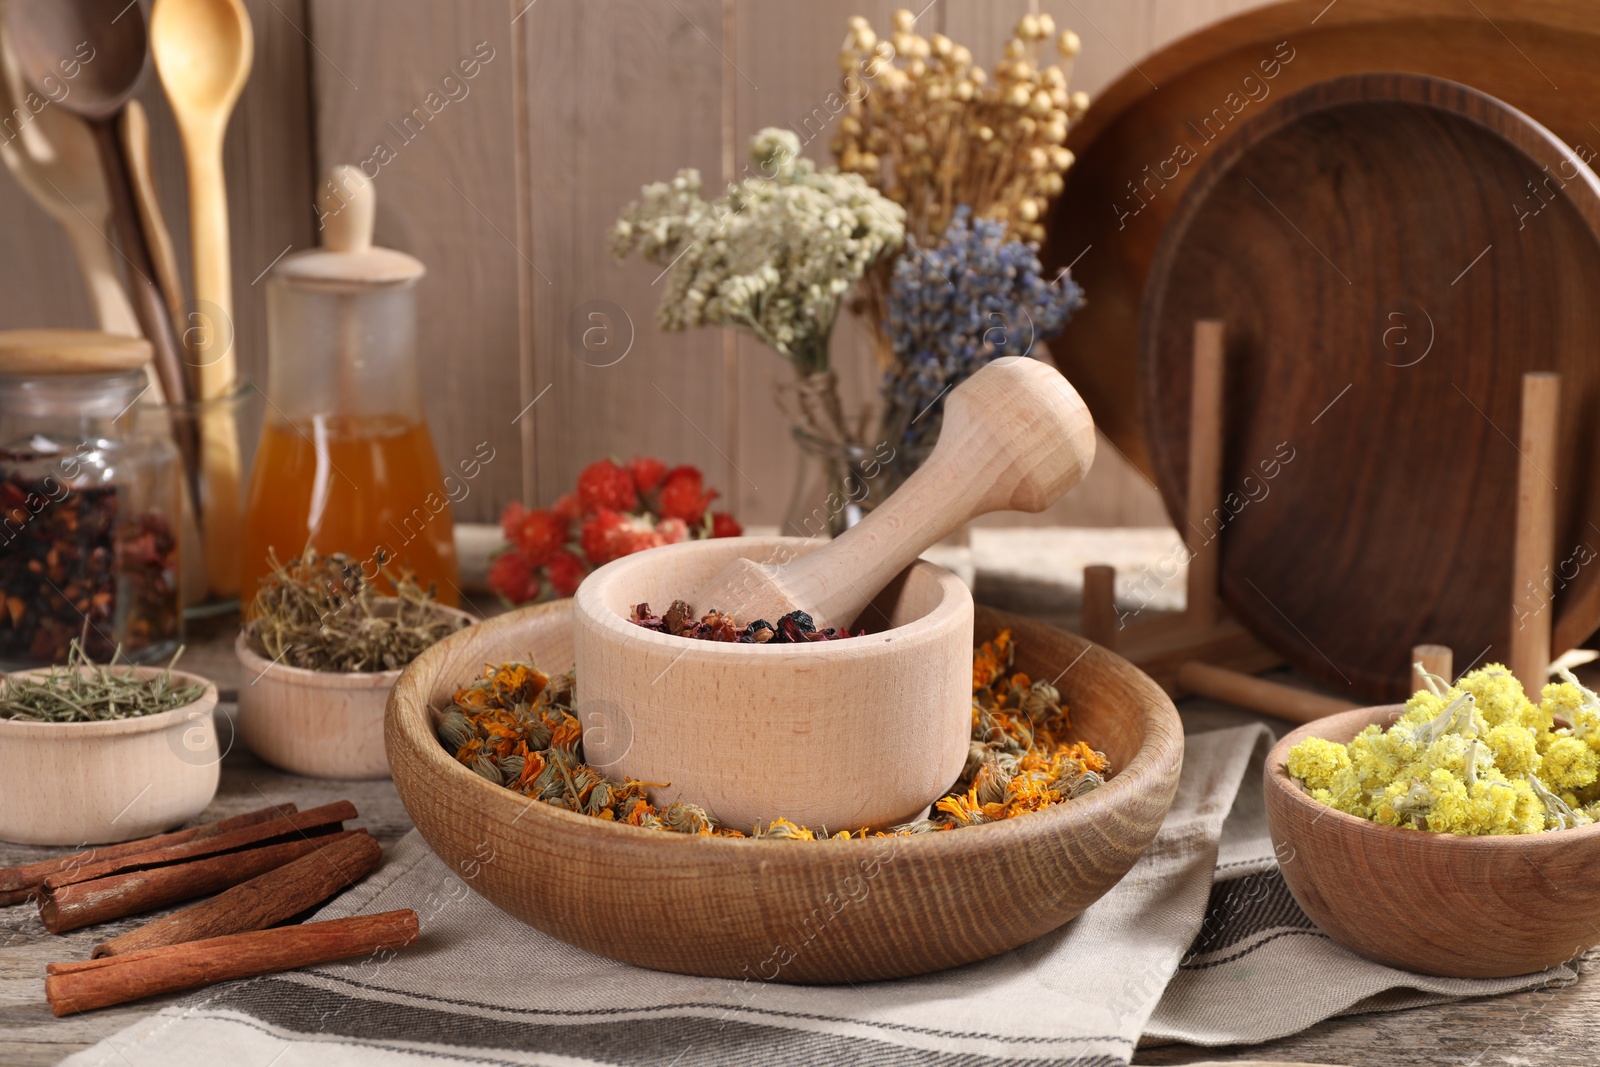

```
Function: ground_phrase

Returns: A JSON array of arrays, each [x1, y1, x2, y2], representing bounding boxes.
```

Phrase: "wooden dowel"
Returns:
[[46, 909, 420, 1015], [40, 831, 366, 934], [41, 800, 356, 891], [93, 831, 382, 957], [0, 804, 296, 902], [1510, 372, 1560, 694], [1082, 564, 1117, 650], [1185, 320, 1226, 629], [1177, 661, 1358, 724], [1411, 644, 1453, 695]]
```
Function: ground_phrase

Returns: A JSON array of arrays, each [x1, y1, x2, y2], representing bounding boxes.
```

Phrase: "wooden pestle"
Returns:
[[691, 356, 1097, 632]]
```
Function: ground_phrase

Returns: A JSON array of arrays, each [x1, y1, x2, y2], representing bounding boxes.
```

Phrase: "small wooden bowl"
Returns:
[[572, 536, 974, 830], [236, 603, 473, 780], [1266, 707, 1600, 977], [0, 667, 219, 845], [387, 599, 1183, 983]]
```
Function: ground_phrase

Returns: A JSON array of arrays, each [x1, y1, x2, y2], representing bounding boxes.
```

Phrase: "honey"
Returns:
[[240, 414, 459, 606]]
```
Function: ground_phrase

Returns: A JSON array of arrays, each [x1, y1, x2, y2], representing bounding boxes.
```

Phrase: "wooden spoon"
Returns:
[[150, 0, 252, 599], [692, 356, 1098, 631], [0, 25, 139, 340], [121, 101, 188, 354], [2, 0, 199, 500]]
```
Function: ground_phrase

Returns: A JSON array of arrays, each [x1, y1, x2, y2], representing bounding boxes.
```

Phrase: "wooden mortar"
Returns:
[[573, 357, 1097, 831]]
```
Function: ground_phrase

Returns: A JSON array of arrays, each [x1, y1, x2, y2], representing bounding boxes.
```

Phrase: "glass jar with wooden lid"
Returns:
[[0, 330, 182, 668]]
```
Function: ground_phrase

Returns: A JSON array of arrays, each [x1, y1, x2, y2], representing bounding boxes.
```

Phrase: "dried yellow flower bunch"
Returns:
[[832, 8, 1087, 247]]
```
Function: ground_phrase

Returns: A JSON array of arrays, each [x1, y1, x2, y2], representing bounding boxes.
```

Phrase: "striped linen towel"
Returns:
[[62, 724, 1571, 1067]]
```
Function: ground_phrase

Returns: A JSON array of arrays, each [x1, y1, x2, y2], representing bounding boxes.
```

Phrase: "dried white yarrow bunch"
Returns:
[[612, 128, 905, 376]]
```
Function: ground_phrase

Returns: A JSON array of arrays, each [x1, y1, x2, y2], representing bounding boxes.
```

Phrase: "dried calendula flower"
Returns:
[[433, 628, 1111, 838]]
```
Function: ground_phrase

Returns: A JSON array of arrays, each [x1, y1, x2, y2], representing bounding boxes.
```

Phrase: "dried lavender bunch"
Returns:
[[244, 548, 467, 673], [0, 640, 204, 722], [879, 207, 1084, 455], [630, 600, 855, 643]]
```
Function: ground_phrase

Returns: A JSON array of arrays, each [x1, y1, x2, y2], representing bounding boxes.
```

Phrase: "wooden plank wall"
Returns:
[[1, 0, 1276, 526]]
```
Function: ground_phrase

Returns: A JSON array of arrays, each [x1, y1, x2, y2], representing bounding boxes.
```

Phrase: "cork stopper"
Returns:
[[275, 165, 425, 289], [0, 330, 152, 376]]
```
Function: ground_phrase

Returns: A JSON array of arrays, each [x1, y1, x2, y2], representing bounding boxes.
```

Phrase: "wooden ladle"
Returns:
[[151, 0, 253, 598], [693, 355, 1097, 631], [4, 0, 201, 515], [0, 26, 139, 340]]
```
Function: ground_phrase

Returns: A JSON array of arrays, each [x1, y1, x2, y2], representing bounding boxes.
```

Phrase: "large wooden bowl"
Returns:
[[573, 536, 973, 831], [387, 600, 1183, 983], [1266, 706, 1600, 978]]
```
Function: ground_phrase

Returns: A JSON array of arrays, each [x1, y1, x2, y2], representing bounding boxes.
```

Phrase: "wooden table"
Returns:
[[2, 601, 1595, 1066]]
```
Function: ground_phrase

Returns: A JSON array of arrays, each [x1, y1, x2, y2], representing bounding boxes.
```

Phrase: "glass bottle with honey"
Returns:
[[240, 165, 459, 606]]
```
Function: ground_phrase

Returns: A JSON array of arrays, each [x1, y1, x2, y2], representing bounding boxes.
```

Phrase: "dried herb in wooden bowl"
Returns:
[[434, 629, 1109, 838], [0, 640, 204, 723], [629, 600, 855, 643], [243, 549, 467, 673]]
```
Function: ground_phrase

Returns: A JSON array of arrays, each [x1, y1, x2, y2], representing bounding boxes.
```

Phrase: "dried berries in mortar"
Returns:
[[629, 600, 855, 643], [434, 629, 1110, 838]]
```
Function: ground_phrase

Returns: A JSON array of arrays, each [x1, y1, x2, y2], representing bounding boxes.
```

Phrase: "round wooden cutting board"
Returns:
[[1047, 0, 1600, 477], [1138, 73, 1600, 701]]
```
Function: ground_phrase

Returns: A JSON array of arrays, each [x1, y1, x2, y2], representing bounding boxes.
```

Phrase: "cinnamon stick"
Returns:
[[0, 804, 298, 902], [93, 831, 382, 957], [40, 830, 367, 934], [42, 801, 357, 892], [46, 909, 420, 1015]]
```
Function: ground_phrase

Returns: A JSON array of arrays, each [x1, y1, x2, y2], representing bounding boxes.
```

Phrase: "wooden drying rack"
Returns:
[[1079, 319, 1562, 723]]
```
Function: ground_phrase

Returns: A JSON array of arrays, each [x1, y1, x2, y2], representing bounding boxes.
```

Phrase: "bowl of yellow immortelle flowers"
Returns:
[[1266, 663, 1600, 978]]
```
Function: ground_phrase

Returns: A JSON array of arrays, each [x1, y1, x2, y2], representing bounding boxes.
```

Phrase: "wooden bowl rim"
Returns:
[[390, 599, 1184, 855], [237, 602, 476, 688], [1065, 0, 1600, 152], [574, 536, 973, 657], [1266, 703, 1600, 848], [0, 666, 217, 739]]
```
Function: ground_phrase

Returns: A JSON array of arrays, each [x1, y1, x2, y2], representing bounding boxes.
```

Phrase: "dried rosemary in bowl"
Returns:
[[0, 640, 205, 723], [434, 629, 1109, 839], [244, 548, 468, 673]]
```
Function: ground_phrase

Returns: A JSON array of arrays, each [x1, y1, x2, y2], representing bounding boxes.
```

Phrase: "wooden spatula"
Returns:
[[692, 356, 1096, 632]]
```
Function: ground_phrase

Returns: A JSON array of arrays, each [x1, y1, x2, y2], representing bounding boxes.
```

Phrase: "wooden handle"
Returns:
[[777, 357, 1095, 629], [1184, 319, 1225, 629], [122, 103, 187, 356], [172, 117, 244, 597], [1177, 661, 1358, 723], [61, 222, 141, 342], [1082, 563, 1117, 649], [90, 117, 204, 524], [187, 131, 234, 398], [320, 163, 375, 252], [91, 120, 187, 407], [1510, 372, 1559, 694]]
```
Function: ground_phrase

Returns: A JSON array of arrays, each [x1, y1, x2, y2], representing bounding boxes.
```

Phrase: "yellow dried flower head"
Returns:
[[1289, 664, 1600, 834]]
